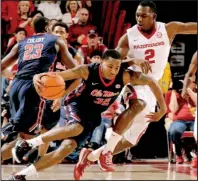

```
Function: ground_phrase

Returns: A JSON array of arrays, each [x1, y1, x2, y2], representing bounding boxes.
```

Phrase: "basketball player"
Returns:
[[1, 17, 77, 162], [32, 22, 83, 160], [73, 0, 197, 178], [10, 50, 166, 180], [182, 51, 197, 169]]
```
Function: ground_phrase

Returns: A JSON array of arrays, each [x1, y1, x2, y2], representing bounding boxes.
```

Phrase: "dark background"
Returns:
[[90, 0, 197, 158]]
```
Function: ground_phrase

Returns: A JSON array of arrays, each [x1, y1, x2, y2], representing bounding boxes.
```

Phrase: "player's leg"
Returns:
[[191, 110, 197, 168], [38, 127, 50, 157], [10, 138, 77, 180], [97, 97, 146, 171], [12, 102, 83, 163], [74, 98, 146, 178], [38, 100, 61, 157], [1, 132, 36, 162], [2, 139, 17, 161]]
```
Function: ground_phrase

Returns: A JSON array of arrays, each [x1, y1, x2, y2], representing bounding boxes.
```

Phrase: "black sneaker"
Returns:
[[8, 173, 26, 180], [12, 140, 33, 163]]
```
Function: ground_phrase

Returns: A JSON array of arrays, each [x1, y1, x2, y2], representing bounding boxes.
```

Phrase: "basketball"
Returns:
[[35, 74, 65, 100]]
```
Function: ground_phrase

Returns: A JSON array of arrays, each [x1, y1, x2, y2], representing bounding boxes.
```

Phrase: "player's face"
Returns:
[[135, 5, 156, 31], [101, 58, 121, 80], [53, 26, 68, 40], [16, 31, 26, 42]]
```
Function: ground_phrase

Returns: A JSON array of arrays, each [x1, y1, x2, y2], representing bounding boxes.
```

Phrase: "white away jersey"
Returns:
[[127, 22, 171, 81]]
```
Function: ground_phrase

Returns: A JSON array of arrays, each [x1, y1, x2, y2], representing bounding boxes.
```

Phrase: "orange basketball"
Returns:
[[36, 74, 65, 100]]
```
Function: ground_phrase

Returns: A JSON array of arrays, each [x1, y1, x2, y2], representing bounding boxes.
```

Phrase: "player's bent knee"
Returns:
[[59, 139, 77, 153], [128, 99, 146, 113], [65, 123, 84, 137]]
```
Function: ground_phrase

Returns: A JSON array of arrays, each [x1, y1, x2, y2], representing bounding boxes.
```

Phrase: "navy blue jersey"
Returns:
[[65, 63, 125, 114], [16, 33, 58, 78]]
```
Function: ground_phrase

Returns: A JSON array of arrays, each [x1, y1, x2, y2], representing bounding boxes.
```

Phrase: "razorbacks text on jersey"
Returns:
[[65, 63, 125, 113], [127, 22, 171, 81], [16, 33, 58, 78]]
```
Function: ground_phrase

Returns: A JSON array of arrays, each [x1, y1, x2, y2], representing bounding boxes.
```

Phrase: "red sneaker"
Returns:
[[176, 156, 184, 164], [74, 148, 93, 180], [191, 157, 197, 168], [98, 151, 115, 172]]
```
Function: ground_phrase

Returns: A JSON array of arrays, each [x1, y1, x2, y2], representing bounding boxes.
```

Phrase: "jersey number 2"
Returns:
[[23, 44, 43, 61], [145, 49, 155, 64]]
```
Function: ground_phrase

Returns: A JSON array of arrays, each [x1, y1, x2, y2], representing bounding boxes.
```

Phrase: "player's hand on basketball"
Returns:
[[33, 72, 56, 92], [51, 97, 62, 112], [134, 59, 152, 74], [145, 109, 166, 122]]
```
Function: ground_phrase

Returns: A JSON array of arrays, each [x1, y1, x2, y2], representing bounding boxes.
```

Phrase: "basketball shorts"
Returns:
[[8, 78, 44, 135], [58, 101, 102, 147]]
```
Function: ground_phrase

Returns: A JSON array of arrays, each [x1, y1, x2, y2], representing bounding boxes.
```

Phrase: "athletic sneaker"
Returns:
[[191, 157, 197, 168], [98, 151, 115, 172], [12, 140, 33, 163], [74, 148, 93, 180], [8, 173, 26, 180]]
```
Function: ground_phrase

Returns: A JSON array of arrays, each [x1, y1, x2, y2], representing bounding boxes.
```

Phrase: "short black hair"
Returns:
[[15, 27, 27, 36], [102, 49, 121, 60], [52, 22, 69, 33], [33, 16, 49, 33], [139, 1, 157, 14], [90, 50, 102, 59], [30, 10, 44, 18]]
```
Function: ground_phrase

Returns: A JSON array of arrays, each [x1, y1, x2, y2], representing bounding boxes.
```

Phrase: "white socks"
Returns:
[[102, 131, 122, 154], [27, 135, 44, 147], [87, 131, 122, 162], [16, 164, 37, 177], [87, 146, 105, 162]]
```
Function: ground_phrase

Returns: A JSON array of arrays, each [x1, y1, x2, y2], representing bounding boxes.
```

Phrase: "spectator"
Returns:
[[4, 28, 27, 57], [38, 0, 63, 20], [19, 10, 44, 37], [48, 19, 59, 34], [165, 80, 196, 164], [78, 29, 107, 64], [62, 1, 81, 27], [1, 0, 34, 35], [68, 8, 97, 49], [89, 50, 102, 63]]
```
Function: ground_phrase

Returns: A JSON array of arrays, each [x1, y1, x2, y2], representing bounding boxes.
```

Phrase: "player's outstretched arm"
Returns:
[[123, 70, 167, 122], [33, 65, 89, 88], [166, 21, 197, 38], [1, 44, 19, 74], [56, 38, 79, 69], [182, 51, 197, 97]]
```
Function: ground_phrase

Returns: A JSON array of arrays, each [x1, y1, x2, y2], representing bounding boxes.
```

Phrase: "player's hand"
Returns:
[[134, 59, 152, 74], [33, 72, 56, 93], [51, 98, 62, 112], [145, 109, 166, 122], [181, 88, 188, 98]]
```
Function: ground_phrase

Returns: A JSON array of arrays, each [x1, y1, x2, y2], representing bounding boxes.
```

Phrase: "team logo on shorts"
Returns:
[[156, 32, 162, 38], [115, 84, 121, 89]]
